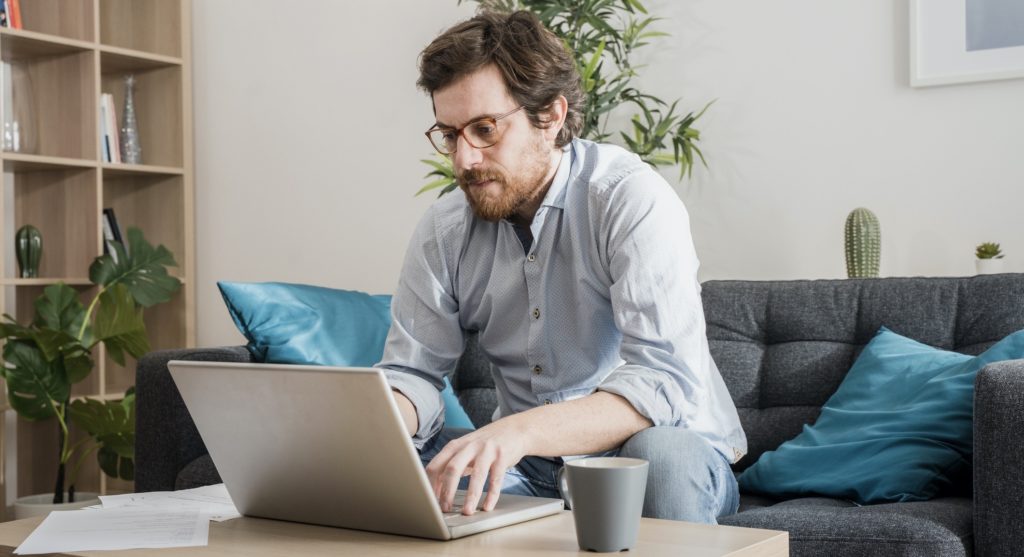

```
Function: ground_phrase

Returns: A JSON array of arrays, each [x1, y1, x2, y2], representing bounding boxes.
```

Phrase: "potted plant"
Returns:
[[420, 0, 711, 196], [975, 242, 1005, 275], [0, 228, 180, 515]]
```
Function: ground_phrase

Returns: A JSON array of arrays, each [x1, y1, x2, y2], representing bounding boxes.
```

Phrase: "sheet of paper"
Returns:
[[14, 507, 208, 555], [99, 483, 241, 522]]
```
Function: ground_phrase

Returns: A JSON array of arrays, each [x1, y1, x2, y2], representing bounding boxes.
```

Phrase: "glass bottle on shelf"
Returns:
[[1, 61, 38, 153], [120, 74, 142, 164]]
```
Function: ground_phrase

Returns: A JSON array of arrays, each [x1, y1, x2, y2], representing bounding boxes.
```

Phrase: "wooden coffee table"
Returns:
[[0, 511, 787, 556]]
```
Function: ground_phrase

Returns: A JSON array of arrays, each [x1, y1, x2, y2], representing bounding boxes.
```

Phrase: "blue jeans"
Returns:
[[418, 426, 739, 523]]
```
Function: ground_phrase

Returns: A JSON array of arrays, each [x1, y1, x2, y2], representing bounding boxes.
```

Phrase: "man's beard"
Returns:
[[457, 137, 551, 222]]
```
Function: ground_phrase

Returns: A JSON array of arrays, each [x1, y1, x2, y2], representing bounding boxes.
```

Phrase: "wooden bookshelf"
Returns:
[[0, 0, 194, 514]]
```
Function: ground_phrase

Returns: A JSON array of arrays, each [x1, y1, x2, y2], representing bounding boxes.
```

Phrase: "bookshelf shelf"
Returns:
[[0, 277, 92, 286], [0, 0, 193, 510], [2, 153, 97, 171], [0, 28, 92, 59], [102, 162, 184, 177], [99, 46, 182, 72]]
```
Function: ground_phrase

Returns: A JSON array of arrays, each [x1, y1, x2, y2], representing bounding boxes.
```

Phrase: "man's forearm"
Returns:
[[393, 390, 419, 436], [502, 391, 653, 457]]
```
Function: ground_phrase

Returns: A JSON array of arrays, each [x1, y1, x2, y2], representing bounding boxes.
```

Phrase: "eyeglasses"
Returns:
[[425, 106, 524, 155]]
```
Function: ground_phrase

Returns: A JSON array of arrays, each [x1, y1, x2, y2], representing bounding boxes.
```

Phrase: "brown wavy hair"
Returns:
[[417, 10, 584, 148]]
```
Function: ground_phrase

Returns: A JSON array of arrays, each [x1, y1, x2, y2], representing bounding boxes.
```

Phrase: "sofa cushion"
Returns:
[[217, 281, 474, 429], [719, 497, 972, 557], [704, 275, 1024, 471], [739, 326, 1024, 504], [175, 454, 222, 491]]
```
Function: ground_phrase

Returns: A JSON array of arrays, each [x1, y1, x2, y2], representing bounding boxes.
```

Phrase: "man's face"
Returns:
[[431, 64, 555, 222]]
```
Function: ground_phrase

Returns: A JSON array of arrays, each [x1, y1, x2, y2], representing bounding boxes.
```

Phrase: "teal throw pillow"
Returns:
[[217, 281, 475, 430], [738, 326, 1024, 504]]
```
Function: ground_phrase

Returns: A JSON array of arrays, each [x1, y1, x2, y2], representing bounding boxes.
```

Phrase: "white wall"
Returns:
[[193, 0, 1024, 347]]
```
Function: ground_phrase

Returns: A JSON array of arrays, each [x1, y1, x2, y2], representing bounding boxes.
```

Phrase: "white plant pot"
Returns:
[[13, 492, 100, 519], [976, 258, 1005, 275]]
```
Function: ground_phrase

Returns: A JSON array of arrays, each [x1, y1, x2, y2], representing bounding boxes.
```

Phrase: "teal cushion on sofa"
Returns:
[[738, 326, 1024, 504], [217, 281, 474, 430]]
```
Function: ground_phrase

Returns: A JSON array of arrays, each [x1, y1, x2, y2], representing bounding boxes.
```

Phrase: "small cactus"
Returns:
[[845, 208, 880, 278], [975, 242, 1004, 260]]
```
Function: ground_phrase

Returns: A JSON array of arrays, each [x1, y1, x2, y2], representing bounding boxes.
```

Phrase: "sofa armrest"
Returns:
[[973, 359, 1024, 557], [135, 346, 253, 492]]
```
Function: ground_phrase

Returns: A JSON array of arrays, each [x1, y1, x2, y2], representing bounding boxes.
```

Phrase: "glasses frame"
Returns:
[[424, 105, 524, 155]]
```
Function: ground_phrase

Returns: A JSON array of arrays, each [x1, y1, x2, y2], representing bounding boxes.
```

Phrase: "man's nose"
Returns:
[[453, 135, 483, 172]]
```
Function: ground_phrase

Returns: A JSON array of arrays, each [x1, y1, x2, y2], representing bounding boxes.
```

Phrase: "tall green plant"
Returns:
[[419, 0, 711, 196], [0, 228, 180, 503]]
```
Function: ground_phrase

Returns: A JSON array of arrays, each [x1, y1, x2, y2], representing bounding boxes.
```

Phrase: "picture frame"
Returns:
[[910, 0, 1024, 87]]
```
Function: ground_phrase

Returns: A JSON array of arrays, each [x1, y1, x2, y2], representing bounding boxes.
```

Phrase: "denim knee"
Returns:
[[619, 427, 738, 523]]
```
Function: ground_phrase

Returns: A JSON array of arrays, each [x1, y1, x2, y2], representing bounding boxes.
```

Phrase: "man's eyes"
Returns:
[[472, 122, 496, 136]]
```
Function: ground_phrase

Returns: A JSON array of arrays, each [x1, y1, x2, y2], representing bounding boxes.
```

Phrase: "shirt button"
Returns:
[[533, 365, 543, 375], [527, 254, 536, 262], [532, 308, 541, 319]]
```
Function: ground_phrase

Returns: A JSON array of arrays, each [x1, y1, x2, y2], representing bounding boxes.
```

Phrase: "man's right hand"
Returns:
[[392, 390, 419, 436]]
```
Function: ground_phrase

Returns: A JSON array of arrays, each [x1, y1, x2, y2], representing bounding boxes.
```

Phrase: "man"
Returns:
[[377, 10, 746, 524]]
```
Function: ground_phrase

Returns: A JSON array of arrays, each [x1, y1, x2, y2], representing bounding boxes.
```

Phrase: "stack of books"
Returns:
[[0, 0, 22, 29], [100, 93, 122, 163]]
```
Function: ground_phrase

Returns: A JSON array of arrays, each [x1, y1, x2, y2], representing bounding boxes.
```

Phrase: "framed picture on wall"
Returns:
[[910, 0, 1024, 87]]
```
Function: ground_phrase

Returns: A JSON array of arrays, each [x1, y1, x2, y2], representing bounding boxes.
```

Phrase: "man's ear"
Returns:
[[541, 95, 569, 143]]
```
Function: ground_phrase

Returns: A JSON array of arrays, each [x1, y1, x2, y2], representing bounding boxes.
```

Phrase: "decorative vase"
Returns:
[[15, 224, 42, 278], [120, 74, 142, 164], [13, 492, 100, 519], [2, 61, 38, 153], [975, 259, 1004, 275], [845, 208, 881, 278]]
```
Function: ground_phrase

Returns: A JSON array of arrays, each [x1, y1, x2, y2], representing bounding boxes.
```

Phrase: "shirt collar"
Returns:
[[539, 142, 574, 211]]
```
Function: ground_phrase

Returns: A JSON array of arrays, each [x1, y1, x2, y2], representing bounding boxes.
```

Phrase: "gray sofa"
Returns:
[[136, 275, 1024, 556]]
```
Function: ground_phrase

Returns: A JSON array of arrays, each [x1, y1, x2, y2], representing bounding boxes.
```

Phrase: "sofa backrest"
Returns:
[[452, 274, 1024, 470]]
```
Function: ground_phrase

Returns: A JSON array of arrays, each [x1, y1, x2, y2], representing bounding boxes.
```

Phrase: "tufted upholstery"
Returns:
[[702, 276, 1024, 472], [137, 274, 1024, 557]]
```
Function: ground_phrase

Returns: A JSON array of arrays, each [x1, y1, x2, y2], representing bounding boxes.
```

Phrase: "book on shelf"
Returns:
[[9, 0, 20, 29], [100, 93, 122, 163], [102, 208, 124, 263], [0, 0, 19, 29]]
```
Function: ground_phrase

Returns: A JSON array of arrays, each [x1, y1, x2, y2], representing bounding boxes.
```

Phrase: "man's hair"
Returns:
[[417, 10, 584, 148]]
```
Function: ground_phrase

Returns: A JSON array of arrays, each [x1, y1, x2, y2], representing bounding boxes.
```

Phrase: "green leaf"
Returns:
[[70, 392, 135, 481], [34, 284, 86, 337], [93, 284, 150, 366], [581, 40, 606, 86], [416, 178, 456, 196], [89, 228, 181, 308], [1, 341, 67, 420]]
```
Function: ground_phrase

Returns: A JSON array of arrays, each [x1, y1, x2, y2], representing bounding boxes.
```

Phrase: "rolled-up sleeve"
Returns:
[[376, 206, 465, 448], [596, 170, 709, 428]]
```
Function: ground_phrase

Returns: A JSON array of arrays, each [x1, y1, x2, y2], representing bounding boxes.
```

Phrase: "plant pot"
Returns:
[[975, 259, 1005, 275], [13, 492, 100, 519]]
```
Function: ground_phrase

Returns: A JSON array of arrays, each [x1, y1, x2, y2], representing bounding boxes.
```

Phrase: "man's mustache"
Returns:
[[458, 168, 504, 187]]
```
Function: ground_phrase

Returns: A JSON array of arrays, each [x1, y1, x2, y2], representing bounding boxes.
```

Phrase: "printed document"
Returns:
[[14, 507, 208, 555]]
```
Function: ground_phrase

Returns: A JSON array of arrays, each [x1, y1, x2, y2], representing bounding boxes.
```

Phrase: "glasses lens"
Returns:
[[428, 129, 457, 155], [465, 119, 500, 149]]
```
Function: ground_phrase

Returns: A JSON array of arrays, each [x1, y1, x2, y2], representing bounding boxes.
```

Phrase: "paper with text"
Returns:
[[14, 507, 209, 555], [99, 483, 241, 522]]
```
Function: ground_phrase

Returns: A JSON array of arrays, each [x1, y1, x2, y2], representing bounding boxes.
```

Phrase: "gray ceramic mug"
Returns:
[[558, 457, 649, 552]]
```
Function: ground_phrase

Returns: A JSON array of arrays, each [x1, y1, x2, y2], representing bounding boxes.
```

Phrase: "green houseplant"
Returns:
[[0, 228, 181, 503], [420, 0, 711, 196]]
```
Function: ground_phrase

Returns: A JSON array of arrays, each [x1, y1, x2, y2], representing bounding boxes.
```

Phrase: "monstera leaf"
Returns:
[[69, 389, 135, 480], [0, 340, 68, 420], [89, 228, 181, 308], [93, 284, 150, 366], [34, 283, 87, 337]]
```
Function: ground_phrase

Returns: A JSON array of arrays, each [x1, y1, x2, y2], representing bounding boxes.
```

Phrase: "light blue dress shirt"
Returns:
[[378, 138, 747, 463]]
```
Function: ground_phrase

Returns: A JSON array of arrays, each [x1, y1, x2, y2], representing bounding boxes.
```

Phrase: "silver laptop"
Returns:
[[168, 360, 563, 540]]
